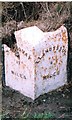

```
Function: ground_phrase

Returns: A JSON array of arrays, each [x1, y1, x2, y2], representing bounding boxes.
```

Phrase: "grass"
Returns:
[[21, 110, 55, 119], [33, 112, 55, 119], [0, 112, 55, 119], [0, 113, 10, 119]]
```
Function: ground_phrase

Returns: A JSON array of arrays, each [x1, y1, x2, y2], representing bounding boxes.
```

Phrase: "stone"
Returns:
[[4, 25, 68, 100]]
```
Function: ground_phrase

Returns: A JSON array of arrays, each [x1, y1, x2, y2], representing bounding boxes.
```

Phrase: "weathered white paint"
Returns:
[[4, 25, 68, 100]]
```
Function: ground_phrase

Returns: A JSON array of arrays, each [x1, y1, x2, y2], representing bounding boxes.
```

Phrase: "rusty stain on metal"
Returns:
[[55, 55, 58, 63], [62, 32, 67, 43], [4, 25, 68, 100], [43, 74, 50, 80]]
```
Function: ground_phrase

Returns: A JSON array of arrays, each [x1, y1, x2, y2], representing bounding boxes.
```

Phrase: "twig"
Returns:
[[45, 3, 52, 17], [40, 3, 47, 12], [20, 2, 27, 19]]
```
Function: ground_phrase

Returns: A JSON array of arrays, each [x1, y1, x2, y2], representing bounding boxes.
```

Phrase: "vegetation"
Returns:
[[1, 111, 55, 119], [1, 2, 71, 28], [1, 2, 72, 120], [0, 2, 72, 46]]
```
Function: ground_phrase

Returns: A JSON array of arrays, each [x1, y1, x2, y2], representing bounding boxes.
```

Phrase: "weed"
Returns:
[[32, 111, 55, 119]]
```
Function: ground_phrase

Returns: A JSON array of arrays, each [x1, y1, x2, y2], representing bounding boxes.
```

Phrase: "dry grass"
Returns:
[[0, 2, 71, 40]]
